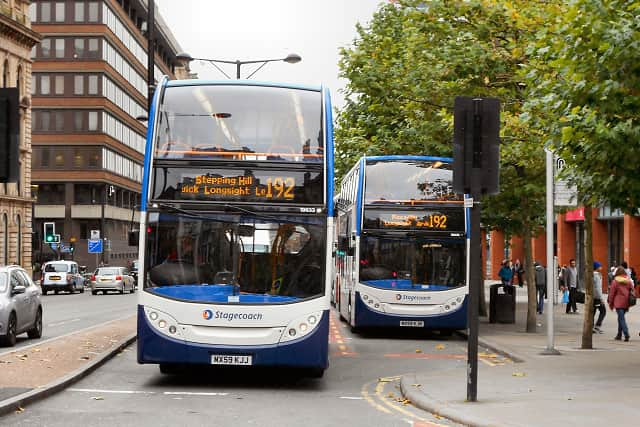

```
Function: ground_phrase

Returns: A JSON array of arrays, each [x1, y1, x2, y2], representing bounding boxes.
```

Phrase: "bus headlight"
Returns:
[[144, 307, 182, 338], [361, 293, 384, 312], [280, 311, 323, 343], [443, 296, 465, 312]]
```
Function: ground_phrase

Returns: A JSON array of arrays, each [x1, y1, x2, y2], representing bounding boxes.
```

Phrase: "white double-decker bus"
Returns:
[[135, 78, 335, 377], [333, 156, 469, 332]]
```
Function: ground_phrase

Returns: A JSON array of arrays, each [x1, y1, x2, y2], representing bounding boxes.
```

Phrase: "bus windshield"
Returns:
[[359, 235, 465, 290], [365, 160, 460, 203], [154, 85, 323, 162], [145, 211, 326, 304]]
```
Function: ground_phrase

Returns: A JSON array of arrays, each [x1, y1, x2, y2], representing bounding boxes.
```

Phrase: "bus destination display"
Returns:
[[181, 174, 295, 200], [152, 167, 323, 204], [363, 209, 465, 232]]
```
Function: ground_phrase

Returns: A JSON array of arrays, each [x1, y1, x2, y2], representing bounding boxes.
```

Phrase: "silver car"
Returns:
[[91, 267, 135, 295], [0, 265, 43, 347]]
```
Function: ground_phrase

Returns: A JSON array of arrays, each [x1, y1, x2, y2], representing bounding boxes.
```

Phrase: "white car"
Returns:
[[0, 265, 43, 347], [41, 260, 85, 295], [91, 266, 135, 295]]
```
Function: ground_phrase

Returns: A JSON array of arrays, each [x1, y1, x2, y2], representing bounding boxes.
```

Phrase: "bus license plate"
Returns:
[[400, 320, 424, 327], [210, 354, 252, 366]]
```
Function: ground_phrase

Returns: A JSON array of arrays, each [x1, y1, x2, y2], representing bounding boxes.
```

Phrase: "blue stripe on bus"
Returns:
[[325, 87, 335, 216], [364, 155, 453, 163], [362, 280, 455, 291], [353, 292, 468, 329], [355, 157, 365, 236], [137, 306, 329, 368], [149, 285, 299, 304], [165, 79, 321, 92], [140, 76, 168, 212]]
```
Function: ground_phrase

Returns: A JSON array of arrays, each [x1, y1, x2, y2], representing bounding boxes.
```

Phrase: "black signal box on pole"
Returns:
[[452, 97, 500, 195], [0, 88, 20, 183]]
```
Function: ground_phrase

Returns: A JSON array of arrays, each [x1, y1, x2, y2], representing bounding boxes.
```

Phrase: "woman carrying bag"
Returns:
[[608, 266, 634, 342]]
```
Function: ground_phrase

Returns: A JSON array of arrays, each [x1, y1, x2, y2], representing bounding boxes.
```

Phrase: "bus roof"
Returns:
[[363, 155, 453, 163], [165, 79, 323, 93]]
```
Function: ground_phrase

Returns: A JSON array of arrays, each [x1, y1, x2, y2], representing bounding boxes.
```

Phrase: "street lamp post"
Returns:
[[175, 52, 302, 79]]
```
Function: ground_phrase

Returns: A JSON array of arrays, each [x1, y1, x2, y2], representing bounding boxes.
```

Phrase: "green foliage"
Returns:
[[525, 0, 640, 213], [336, 0, 546, 237]]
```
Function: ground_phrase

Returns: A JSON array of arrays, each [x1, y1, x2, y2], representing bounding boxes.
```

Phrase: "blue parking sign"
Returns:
[[88, 239, 103, 253]]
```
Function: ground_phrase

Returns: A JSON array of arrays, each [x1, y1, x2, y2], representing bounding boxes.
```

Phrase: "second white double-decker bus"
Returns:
[[333, 156, 468, 332]]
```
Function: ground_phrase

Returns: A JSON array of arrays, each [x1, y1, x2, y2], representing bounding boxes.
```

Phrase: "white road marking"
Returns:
[[69, 388, 229, 397], [339, 396, 364, 400], [48, 318, 81, 327]]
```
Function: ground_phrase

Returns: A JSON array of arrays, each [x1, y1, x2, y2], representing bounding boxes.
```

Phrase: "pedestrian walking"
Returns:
[[498, 259, 513, 287], [534, 261, 546, 314], [592, 262, 606, 334], [621, 261, 634, 285], [608, 266, 633, 341], [563, 259, 580, 314]]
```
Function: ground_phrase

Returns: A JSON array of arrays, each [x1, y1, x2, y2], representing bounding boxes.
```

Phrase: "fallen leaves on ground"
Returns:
[[512, 372, 526, 377], [435, 344, 446, 350]]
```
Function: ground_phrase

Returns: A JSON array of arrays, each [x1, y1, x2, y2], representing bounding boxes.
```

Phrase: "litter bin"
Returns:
[[489, 283, 516, 323]]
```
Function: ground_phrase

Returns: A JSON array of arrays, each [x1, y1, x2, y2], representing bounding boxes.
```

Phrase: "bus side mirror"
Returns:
[[128, 230, 139, 246]]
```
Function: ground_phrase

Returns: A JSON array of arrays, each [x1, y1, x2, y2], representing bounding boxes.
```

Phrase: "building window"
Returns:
[[88, 151, 99, 167], [38, 184, 65, 204], [41, 147, 50, 167], [29, 2, 37, 22], [88, 75, 98, 95], [41, 111, 51, 130], [2, 60, 8, 87], [55, 39, 65, 59], [41, 39, 51, 57], [40, 75, 50, 95], [73, 149, 84, 168], [16, 215, 21, 266], [74, 111, 83, 131], [41, 2, 51, 23], [2, 214, 7, 265], [74, 39, 85, 58], [55, 75, 64, 95], [55, 2, 65, 22], [88, 111, 98, 131], [74, 75, 83, 95], [88, 2, 99, 22], [74, 2, 84, 22], [32, 77, 37, 95], [88, 38, 99, 58], [54, 112, 64, 131], [54, 152, 64, 167]]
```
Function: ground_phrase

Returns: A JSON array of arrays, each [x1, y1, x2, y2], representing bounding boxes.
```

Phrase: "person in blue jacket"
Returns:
[[498, 259, 514, 287]]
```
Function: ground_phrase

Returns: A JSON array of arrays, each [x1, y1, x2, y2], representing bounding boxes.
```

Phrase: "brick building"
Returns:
[[29, 0, 187, 270]]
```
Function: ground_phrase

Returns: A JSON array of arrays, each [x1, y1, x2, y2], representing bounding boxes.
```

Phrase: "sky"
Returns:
[[155, 0, 384, 110]]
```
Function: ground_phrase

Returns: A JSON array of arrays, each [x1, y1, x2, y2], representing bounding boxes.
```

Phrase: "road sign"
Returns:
[[88, 239, 103, 253], [90, 229, 100, 240], [554, 156, 577, 207], [50, 243, 58, 250]]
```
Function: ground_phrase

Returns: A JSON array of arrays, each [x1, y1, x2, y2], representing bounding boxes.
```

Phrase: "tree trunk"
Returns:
[[581, 206, 594, 349], [523, 224, 537, 333]]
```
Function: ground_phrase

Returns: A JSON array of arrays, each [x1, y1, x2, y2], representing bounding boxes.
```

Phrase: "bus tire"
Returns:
[[440, 329, 453, 337]]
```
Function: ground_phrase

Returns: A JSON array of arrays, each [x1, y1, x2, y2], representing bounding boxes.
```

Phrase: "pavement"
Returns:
[[401, 283, 640, 427], [1, 284, 639, 426]]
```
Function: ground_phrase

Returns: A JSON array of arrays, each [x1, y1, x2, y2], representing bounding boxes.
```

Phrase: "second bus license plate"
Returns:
[[210, 354, 253, 366], [399, 320, 424, 327]]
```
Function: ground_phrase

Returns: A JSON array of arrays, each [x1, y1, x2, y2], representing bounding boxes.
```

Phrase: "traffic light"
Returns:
[[44, 222, 55, 243], [69, 242, 75, 252]]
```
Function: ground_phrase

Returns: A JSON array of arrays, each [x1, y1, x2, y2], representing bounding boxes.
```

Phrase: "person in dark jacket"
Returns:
[[608, 266, 633, 341], [498, 259, 513, 287], [592, 262, 606, 333], [534, 261, 546, 314]]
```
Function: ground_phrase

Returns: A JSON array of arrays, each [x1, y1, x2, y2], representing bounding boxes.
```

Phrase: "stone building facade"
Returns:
[[0, 0, 41, 274]]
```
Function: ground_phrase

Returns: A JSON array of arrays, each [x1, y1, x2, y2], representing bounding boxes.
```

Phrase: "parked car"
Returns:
[[0, 265, 43, 347], [91, 267, 135, 295], [41, 260, 85, 295]]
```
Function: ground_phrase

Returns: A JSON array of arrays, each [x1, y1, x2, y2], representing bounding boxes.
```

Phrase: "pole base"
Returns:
[[540, 347, 561, 356]]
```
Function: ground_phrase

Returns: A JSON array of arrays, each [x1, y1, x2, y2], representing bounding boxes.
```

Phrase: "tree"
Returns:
[[525, 0, 640, 348], [336, 0, 547, 331]]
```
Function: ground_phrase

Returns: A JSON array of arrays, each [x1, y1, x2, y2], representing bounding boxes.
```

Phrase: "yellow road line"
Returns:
[[361, 381, 392, 414]]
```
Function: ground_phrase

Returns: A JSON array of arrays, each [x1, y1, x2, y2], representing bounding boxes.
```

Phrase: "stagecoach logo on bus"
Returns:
[[203, 309, 264, 322], [395, 294, 432, 303]]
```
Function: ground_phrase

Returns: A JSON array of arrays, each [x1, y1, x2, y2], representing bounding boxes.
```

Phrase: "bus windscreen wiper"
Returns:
[[223, 203, 281, 223]]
